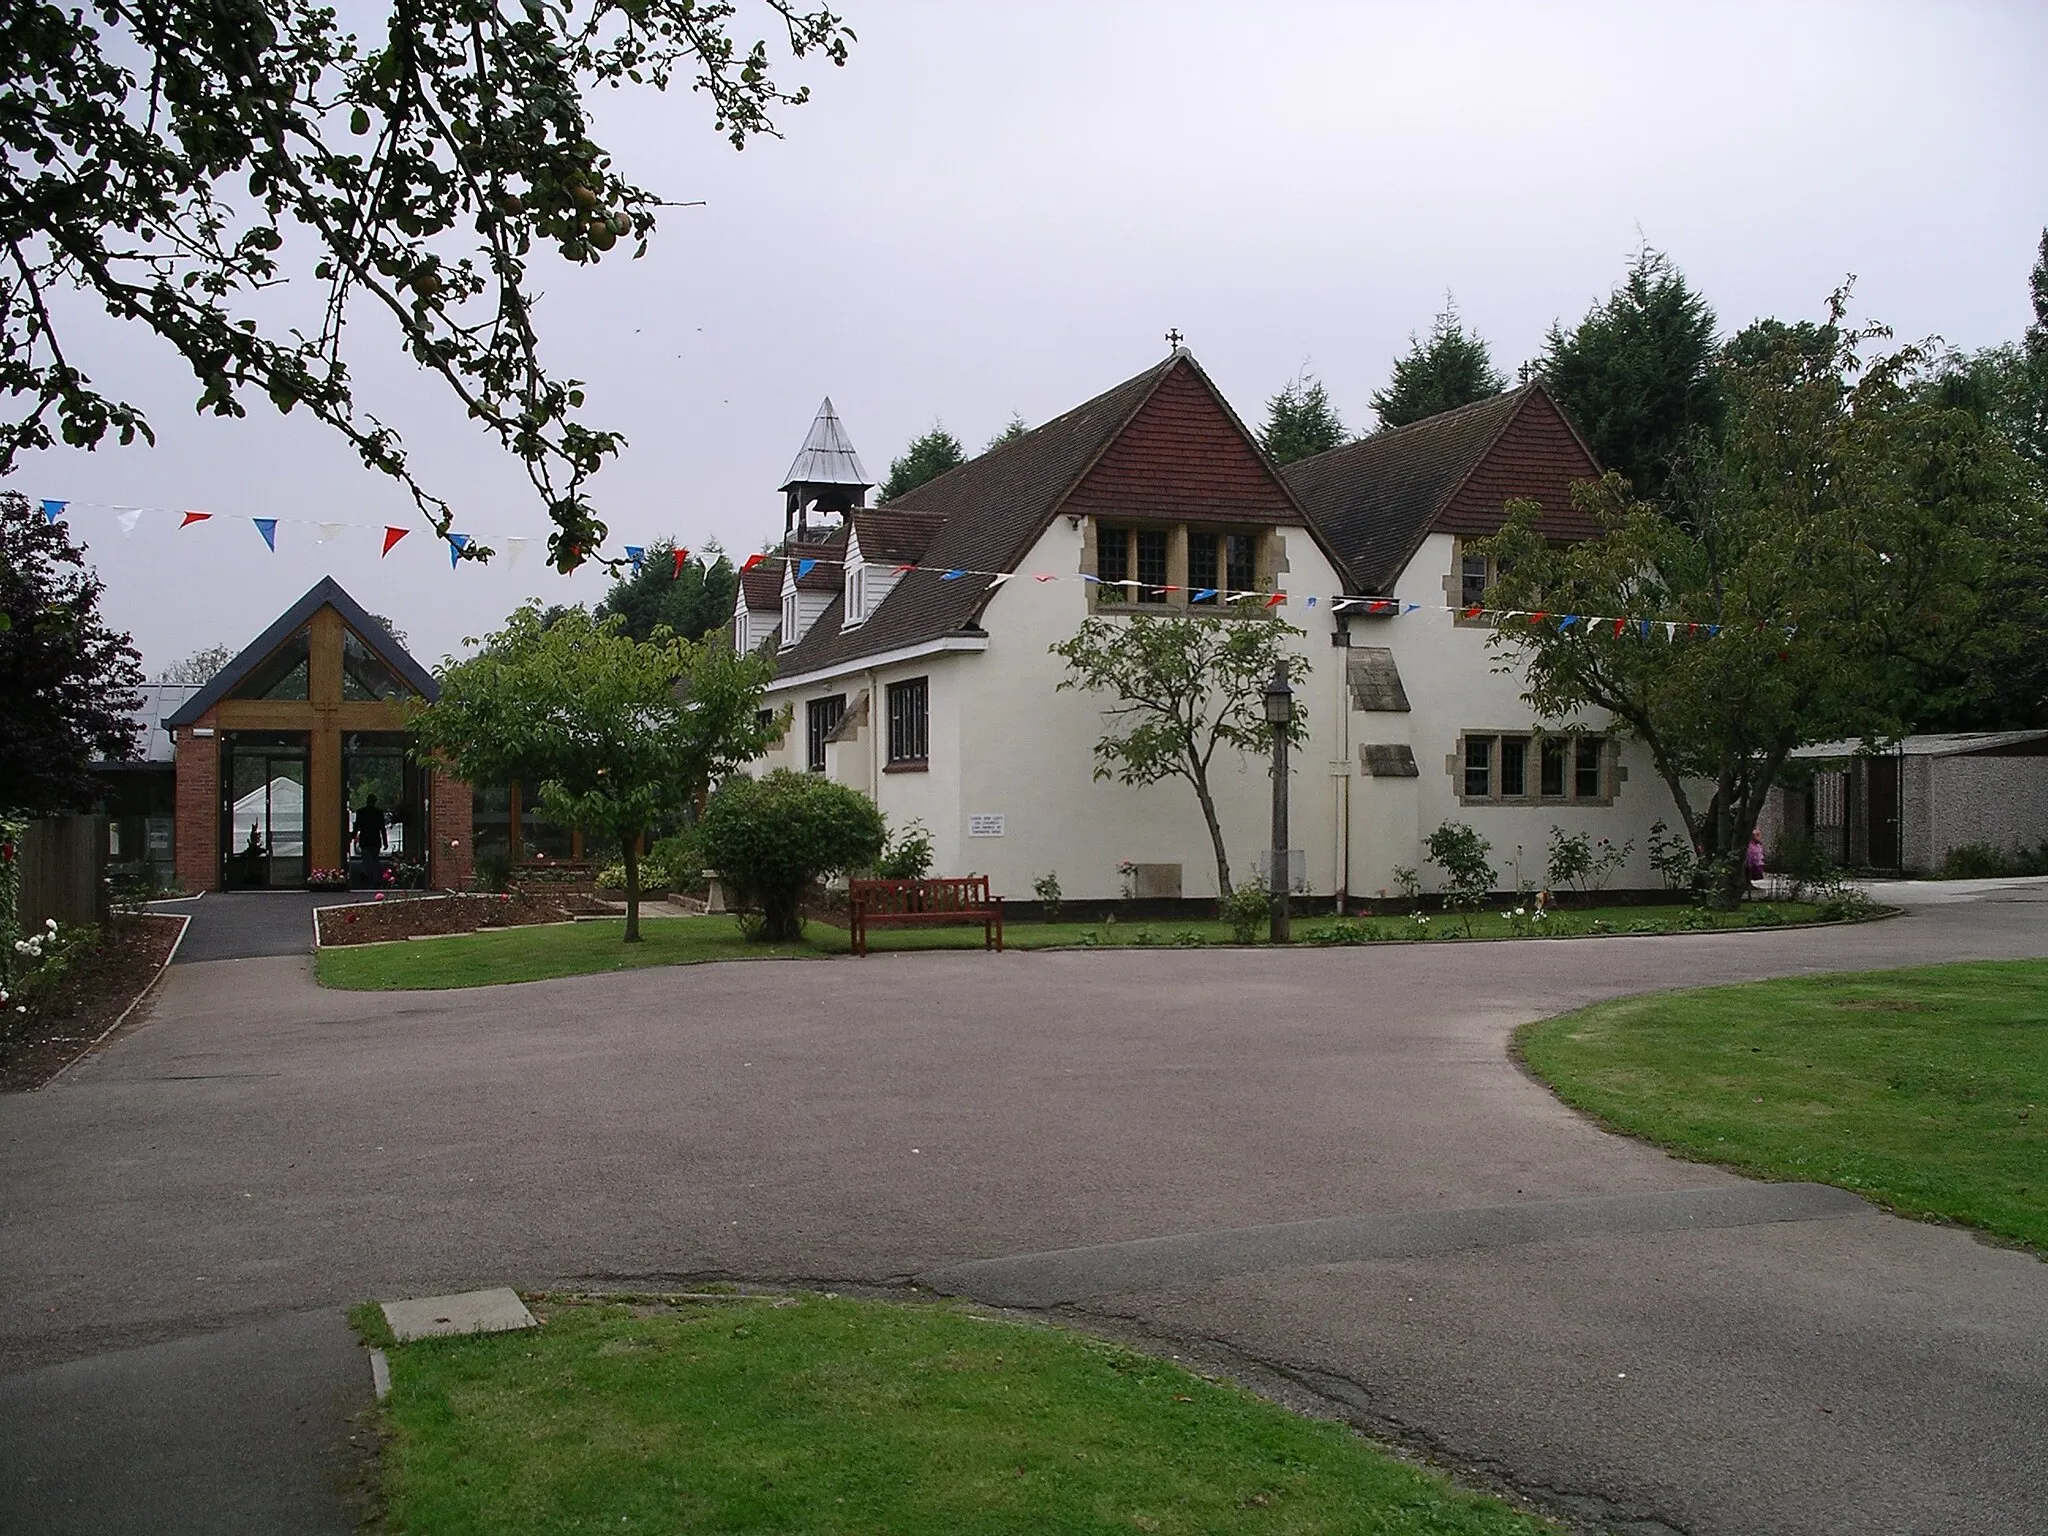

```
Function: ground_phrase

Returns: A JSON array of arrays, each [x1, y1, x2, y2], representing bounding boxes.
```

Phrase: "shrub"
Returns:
[[698, 771, 887, 942], [472, 848, 514, 893], [1031, 870, 1063, 922], [1647, 819, 1694, 890], [1220, 880, 1270, 943], [1425, 821, 1494, 936], [1813, 882, 1877, 923], [1169, 928, 1205, 947], [1548, 826, 1632, 903], [874, 820, 935, 880], [1131, 925, 1160, 946], [2, 918, 95, 1022], [1940, 841, 2048, 879], [1768, 832, 1835, 899], [648, 828, 704, 892], [1303, 917, 1384, 945], [1390, 864, 1423, 905]]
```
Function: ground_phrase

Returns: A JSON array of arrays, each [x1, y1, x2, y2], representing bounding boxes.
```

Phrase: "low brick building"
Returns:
[[163, 577, 472, 891]]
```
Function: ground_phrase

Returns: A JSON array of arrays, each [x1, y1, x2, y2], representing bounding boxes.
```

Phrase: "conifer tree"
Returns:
[[881, 426, 967, 501], [1258, 373, 1347, 465], [1537, 248, 1725, 502], [1369, 298, 1507, 430]]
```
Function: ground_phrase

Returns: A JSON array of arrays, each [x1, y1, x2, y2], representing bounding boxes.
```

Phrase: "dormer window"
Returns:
[[845, 563, 867, 626], [781, 590, 798, 647]]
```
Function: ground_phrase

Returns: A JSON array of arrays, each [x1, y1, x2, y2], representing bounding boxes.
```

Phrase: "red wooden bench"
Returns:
[[848, 876, 1004, 957]]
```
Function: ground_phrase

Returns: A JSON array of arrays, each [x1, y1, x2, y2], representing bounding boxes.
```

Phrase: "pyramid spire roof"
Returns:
[[780, 397, 871, 494]]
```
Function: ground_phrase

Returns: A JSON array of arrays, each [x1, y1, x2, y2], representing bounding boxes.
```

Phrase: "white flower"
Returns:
[[1514, 907, 1526, 917]]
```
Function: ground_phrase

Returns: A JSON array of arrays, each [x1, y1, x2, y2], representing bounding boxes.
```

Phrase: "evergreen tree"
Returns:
[[985, 415, 1029, 452], [595, 541, 740, 644], [1258, 373, 1347, 465], [1537, 247, 1725, 502], [2028, 228, 2048, 364], [881, 426, 966, 501], [1369, 298, 1507, 430]]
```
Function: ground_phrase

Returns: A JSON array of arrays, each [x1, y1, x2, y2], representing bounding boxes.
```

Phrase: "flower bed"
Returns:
[[316, 891, 582, 947]]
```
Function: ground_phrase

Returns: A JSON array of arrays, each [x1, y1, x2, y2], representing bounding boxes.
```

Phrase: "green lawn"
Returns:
[[357, 1293, 1559, 1536], [316, 901, 1834, 991], [1518, 959, 2048, 1253]]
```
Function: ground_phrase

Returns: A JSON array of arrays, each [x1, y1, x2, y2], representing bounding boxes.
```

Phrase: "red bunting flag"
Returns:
[[1613, 617, 1627, 636], [1464, 604, 1483, 619], [179, 511, 210, 528], [672, 548, 689, 577], [381, 526, 408, 557], [740, 553, 765, 572], [1265, 591, 1288, 608]]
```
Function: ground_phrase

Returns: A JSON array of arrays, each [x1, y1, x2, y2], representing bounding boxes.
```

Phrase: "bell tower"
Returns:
[[780, 397, 871, 543]]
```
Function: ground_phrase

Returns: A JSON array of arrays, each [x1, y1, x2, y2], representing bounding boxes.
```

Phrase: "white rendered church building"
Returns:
[[733, 350, 1683, 908]]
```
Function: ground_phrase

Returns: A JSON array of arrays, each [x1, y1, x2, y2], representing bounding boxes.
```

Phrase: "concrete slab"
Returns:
[[381, 1287, 536, 1342]]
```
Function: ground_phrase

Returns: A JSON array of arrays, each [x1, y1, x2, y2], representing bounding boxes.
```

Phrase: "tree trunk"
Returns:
[[622, 833, 642, 943], [1190, 770, 1233, 899]]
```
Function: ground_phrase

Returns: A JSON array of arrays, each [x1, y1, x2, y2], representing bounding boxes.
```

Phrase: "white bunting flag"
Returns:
[[317, 522, 347, 543], [117, 509, 142, 538], [503, 537, 527, 566]]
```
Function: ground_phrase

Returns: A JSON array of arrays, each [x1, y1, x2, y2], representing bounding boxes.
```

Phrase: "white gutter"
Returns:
[[767, 633, 989, 695]]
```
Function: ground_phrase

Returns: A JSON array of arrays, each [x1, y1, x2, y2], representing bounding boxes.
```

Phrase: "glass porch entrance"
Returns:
[[221, 732, 311, 888]]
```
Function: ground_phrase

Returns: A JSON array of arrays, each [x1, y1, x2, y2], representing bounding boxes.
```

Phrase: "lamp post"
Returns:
[[1262, 659, 1294, 944]]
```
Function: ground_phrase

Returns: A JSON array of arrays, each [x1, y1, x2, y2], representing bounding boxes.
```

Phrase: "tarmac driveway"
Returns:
[[3, 888, 2045, 1534]]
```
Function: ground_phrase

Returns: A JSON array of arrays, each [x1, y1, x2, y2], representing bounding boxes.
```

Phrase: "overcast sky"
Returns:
[[21, 0, 2048, 675]]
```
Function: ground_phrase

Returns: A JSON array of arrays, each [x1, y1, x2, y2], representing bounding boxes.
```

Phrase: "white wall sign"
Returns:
[[967, 814, 1005, 838]]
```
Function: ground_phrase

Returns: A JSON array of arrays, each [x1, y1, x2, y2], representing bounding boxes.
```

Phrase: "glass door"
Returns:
[[221, 734, 310, 888]]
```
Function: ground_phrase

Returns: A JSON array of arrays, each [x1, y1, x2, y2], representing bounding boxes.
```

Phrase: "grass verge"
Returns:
[[1518, 959, 2048, 1253], [317, 901, 1833, 990], [363, 1292, 1560, 1535]]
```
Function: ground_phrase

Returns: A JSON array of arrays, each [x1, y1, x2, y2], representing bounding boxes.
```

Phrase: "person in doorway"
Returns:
[[354, 796, 388, 862], [1744, 827, 1767, 898]]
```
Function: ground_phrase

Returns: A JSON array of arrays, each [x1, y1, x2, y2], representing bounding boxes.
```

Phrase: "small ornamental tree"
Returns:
[[411, 603, 780, 940], [1485, 295, 2026, 905], [0, 494, 143, 814], [697, 770, 886, 941], [1052, 614, 1308, 899], [1424, 821, 1494, 936]]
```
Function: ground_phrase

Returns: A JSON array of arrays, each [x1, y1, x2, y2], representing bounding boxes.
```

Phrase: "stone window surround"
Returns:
[[1444, 537, 1500, 628], [1081, 518, 1289, 615], [1448, 729, 1625, 807]]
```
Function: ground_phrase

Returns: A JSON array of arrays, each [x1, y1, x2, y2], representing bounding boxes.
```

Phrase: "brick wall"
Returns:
[[173, 714, 219, 893], [429, 770, 474, 889]]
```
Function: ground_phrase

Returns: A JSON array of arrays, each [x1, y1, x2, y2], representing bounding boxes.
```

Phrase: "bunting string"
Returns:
[[30, 495, 1775, 637]]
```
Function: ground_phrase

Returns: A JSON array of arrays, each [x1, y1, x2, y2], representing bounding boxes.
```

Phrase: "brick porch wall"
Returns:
[[173, 716, 220, 893], [429, 770, 473, 889]]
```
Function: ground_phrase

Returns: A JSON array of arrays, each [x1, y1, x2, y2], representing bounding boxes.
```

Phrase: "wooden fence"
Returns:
[[16, 815, 109, 929]]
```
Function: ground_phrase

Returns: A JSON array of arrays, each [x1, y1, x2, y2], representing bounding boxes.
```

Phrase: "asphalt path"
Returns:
[[2, 885, 2044, 1533]]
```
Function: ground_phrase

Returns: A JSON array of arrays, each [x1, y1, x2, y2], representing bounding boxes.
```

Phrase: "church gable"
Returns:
[[1062, 361, 1301, 525]]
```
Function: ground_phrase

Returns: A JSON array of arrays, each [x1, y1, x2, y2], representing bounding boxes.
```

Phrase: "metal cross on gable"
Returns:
[[1165, 327, 1184, 350]]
